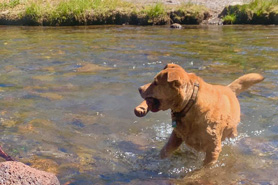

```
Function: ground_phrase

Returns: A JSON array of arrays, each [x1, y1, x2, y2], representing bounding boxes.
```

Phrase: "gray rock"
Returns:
[[0, 161, 60, 185], [170, 23, 182, 29]]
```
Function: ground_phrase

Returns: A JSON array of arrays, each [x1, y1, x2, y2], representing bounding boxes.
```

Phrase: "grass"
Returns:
[[222, 0, 278, 24], [145, 3, 166, 19], [243, 0, 278, 15], [25, 2, 43, 21], [172, 3, 209, 23], [143, 3, 168, 24], [22, 0, 134, 24], [176, 3, 208, 15], [0, 0, 209, 25], [50, 0, 95, 22], [1, 0, 277, 25], [223, 14, 236, 24], [0, 0, 20, 10]]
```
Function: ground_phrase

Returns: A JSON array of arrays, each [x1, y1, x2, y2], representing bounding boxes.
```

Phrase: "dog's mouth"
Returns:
[[145, 98, 160, 112]]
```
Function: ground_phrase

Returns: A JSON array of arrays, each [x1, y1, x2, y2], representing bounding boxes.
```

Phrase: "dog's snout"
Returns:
[[138, 87, 143, 94], [138, 83, 151, 98]]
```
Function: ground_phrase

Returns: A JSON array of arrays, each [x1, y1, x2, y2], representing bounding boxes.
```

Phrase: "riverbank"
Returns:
[[0, 0, 277, 26], [221, 0, 278, 24], [0, 0, 209, 25]]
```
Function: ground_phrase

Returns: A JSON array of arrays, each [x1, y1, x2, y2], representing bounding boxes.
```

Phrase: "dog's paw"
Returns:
[[134, 106, 149, 117]]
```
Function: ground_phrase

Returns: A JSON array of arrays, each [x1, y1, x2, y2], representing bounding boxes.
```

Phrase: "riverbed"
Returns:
[[0, 25, 277, 184]]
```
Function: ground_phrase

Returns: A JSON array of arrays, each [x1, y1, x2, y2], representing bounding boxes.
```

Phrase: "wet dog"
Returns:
[[134, 64, 264, 166]]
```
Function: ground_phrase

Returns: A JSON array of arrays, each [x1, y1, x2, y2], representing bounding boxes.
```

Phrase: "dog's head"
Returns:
[[139, 64, 190, 112]]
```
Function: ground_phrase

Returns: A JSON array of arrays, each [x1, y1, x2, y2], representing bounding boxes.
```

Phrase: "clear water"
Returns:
[[0, 25, 277, 184]]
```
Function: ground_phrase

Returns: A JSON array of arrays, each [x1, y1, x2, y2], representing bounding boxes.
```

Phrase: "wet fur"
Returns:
[[135, 64, 264, 165]]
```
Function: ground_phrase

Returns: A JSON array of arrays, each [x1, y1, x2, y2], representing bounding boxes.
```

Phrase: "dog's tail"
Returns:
[[228, 73, 264, 95]]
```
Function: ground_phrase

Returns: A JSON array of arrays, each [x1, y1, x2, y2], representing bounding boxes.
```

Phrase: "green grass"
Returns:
[[50, 0, 95, 21], [223, 14, 236, 24], [141, 3, 168, 24], [171, 3, 209, 24], [0, 0, 20, 10], [25, 2, 43, 20], [222, 0, 278, 24], [23, 0, 170, 24], [1, 0, 209, 25], [176, 3, 207, 15], [144, 3, 166, 19], [241, 0, 278, 15], [23, 0, 134, 24]]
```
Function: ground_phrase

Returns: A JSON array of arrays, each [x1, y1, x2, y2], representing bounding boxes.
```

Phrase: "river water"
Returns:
[[0, 25, 277, 184]]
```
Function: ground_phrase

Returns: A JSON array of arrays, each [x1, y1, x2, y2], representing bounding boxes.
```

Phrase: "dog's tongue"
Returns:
[[146, 98, 160, 112]]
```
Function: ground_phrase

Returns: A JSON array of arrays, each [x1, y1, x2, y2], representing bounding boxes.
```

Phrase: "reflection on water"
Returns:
[[0, 25, 277, 184]]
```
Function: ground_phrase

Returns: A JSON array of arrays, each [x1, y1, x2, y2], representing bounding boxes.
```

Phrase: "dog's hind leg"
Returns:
[[160, 131, 183, 159], [203, 139, 222, 166]]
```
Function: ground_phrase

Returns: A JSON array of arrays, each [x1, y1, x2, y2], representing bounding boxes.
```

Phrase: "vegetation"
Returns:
[[1, 0, 278, 25], [0, 0, 209, 25], [222, 0, 278, 24], [0, 0, 20, 10], [171, 3, 210, 24], [143, 3, 168, 24], [24, 2, 43, 22], [145, 3, 166, 19], [222, 13, 237, 24]]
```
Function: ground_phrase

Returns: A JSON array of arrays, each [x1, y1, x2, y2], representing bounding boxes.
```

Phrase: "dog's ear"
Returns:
[[167, 70, 182, 87], [164, 63, 182, 70]]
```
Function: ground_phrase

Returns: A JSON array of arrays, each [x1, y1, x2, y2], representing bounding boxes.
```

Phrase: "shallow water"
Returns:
[[0, 25, 277, 184]]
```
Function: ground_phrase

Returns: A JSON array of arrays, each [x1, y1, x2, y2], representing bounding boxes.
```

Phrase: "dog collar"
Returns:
[[171, 82, 199, 128]]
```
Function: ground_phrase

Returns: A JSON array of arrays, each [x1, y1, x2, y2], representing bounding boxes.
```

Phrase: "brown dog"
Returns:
[[134, 64, 264, 166]]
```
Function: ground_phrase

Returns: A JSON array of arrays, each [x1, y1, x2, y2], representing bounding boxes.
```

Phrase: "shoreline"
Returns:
[[0, 0, 277, 26]]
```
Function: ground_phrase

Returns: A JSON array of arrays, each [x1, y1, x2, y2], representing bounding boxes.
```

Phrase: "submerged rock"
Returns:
[[0, 161, 60, 185], [75, 62, 112, 73], [28, 158, 59, 174]]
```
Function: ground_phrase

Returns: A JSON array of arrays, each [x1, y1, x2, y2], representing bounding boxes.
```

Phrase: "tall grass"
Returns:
[[144, 3, 166, 19], [141, 3, 168, 24], [50, 0, 131, 17], [241, 0, 278, 15], [222, 0, 278, 24], [25, 2, 43, 20], [23, 0, 133, 24], [3, 0, 208, 25], [50, 0, 94, 21], [0, 0, 20, 10], [222, 14, 236, 24]]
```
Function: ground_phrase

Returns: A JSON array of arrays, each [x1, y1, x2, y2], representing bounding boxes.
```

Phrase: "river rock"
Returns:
[[0, 161, 60, 185], [170, 23, 182, 29], [75, 62, 112, 73]]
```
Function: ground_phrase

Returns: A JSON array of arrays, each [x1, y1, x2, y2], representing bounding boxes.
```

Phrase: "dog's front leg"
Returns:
[[160, 131, 183, 159]]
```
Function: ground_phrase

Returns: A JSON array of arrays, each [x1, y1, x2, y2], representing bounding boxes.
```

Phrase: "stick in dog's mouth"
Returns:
[[145, 97, 160, 112]]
